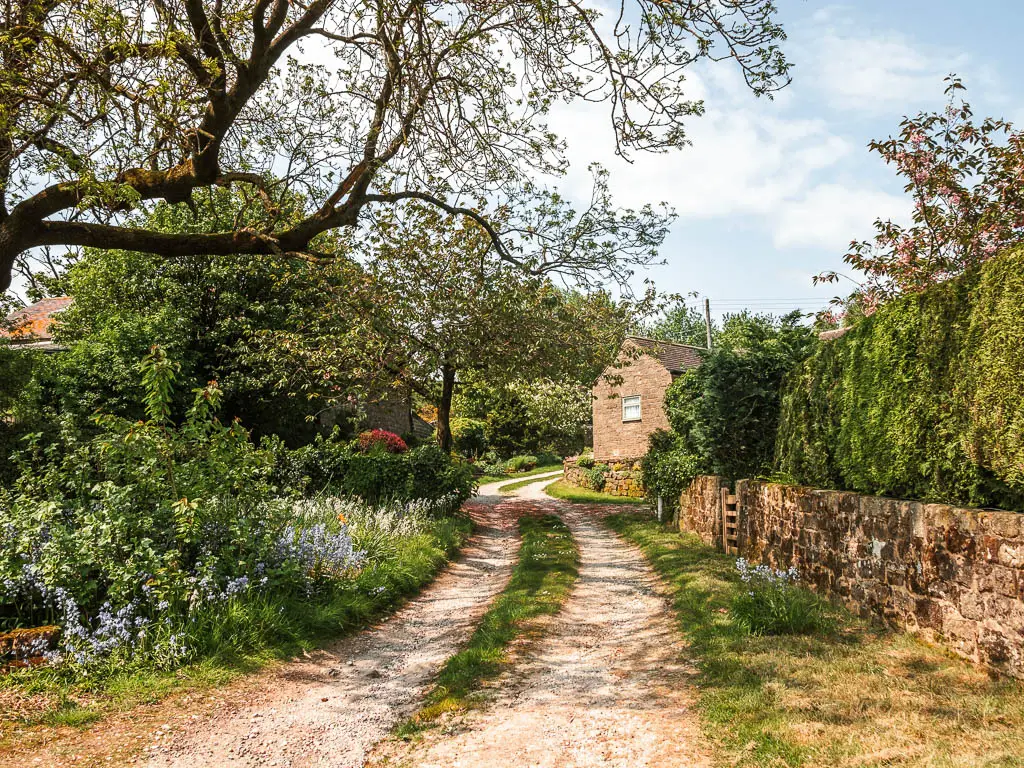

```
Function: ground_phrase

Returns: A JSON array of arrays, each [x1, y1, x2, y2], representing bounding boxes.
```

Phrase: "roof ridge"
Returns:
[[624, 334, 707, 351]]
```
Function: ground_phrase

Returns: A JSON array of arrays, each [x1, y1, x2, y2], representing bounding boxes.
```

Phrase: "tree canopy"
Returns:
[[0, 0, 790, 293], [360, 203, 647, 449]]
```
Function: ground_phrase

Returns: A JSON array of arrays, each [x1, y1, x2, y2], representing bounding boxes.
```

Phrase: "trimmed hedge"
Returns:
[[776, 246, 1024, 510]]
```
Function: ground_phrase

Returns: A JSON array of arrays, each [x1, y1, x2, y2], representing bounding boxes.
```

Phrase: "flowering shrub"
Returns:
[[729, 558, 833, 636], [0, 348, 467, 675], [818, 77, 1024, 319], [279, 435, 474, 502], [357, 429, 408, 454]]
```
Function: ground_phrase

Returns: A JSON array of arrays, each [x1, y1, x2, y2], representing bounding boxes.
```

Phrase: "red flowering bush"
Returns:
[[356, 429, 408, 454]]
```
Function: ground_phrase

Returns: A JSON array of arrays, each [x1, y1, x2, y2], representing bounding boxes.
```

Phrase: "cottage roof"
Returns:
[[2, 296, 73, 342], [817, 326, 851, 341], [624, 336, 704, 374]]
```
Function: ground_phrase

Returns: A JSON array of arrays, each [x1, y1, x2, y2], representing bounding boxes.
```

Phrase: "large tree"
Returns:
[[362, 203, 653, 450], [0, 0, 790, 293]]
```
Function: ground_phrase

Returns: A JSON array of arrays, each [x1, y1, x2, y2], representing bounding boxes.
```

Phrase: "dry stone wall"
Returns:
[[563, 457, 646, 498], [678, 475, 1024, 679]]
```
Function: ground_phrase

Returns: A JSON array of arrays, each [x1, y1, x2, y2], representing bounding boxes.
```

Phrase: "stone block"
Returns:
[[982, 512, 1022, 540]]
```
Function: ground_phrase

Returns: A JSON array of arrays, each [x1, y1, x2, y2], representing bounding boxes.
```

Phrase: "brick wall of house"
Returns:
[[592, 347, 673, 460], [677, 475, 1024, 679]]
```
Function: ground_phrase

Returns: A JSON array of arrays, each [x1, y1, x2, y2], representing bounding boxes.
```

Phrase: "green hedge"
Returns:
[[277, 435, 475, 503], [776, 246, 1024, 510]]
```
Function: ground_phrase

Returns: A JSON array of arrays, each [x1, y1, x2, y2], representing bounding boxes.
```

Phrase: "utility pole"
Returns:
[[704, 297, 713, 350]]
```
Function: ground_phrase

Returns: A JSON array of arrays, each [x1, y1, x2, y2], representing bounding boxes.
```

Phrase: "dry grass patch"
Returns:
[[606, 513, 1024, 768]]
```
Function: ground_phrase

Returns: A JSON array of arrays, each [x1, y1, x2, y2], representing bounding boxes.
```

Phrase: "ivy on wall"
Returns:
[[776, 246, 1024, 510]]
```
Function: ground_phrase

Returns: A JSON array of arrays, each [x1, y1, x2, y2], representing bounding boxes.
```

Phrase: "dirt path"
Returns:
[[374, 479, 711, 768]]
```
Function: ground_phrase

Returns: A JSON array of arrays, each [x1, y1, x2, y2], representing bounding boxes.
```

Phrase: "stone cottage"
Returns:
[[592, 336, 703, 460]]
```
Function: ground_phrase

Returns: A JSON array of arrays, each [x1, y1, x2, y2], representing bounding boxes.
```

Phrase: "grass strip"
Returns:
[[498, 472, 563, 494], [403, 514, 579, 732], [0, 515, 473, 749], [475, 463, 564, 486], [543, 479, 648, 505], [605, 512, 1024, 768]]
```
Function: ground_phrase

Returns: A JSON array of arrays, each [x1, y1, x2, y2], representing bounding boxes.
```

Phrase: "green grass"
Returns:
[[605, 513, 1024, 768], [498, 472, 564, 494], [543, 479, 648, 505], [0, 514, 473, 747], [401, 514, 578, 733], [476, 463, 563, 485]]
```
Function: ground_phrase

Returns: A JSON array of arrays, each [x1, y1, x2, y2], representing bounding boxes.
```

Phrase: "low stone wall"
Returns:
[[678, 475, 1024, 679], [563, 457, 646, 498], [678, 475, 729, 544]]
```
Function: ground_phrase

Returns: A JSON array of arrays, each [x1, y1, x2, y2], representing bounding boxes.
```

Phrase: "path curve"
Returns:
[[374, 478, 711, 768], [143, 500, 520, 768]]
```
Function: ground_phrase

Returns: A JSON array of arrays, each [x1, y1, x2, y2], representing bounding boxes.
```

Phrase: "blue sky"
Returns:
[[551, 1, 1024, 319]]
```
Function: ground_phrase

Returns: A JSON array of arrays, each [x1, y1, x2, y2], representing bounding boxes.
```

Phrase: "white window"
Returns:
[[622, 395, 642, 422]]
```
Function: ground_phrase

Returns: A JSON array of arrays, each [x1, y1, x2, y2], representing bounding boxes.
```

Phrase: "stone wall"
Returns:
[[678, 475, 1024, 679], [677, 475, 729, 545], [563, 457, 646, 498], [592, 344, 673, 460]]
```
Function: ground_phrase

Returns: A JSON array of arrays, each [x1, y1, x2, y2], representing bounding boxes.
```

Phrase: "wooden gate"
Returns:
[[720, 488, 739, 555]]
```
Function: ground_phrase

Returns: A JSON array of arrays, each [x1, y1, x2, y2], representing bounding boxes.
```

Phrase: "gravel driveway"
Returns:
[[371, 479, 710, 768]]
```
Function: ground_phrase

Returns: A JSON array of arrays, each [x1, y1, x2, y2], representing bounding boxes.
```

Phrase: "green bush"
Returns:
[[583, 463, 610, 491], [776, 246, 1024, 509], [640, 429, 703, 504], [576, 453, 595, 469], [665, 313, 815, 483], [535, 450, 562, 467], [729, 559, 834, 636], [280, 437, 474, 503], [640, 313, 814, 500], [451, 417, 488, 458], [0, 349, 470, 675], [506, 454, 538, 473]]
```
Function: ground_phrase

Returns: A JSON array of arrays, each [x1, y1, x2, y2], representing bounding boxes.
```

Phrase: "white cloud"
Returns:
[[543, 4, 976, 285], [773, 183, 909, 251], [797, 8, 968, 115], [550, 95, 853, 221]]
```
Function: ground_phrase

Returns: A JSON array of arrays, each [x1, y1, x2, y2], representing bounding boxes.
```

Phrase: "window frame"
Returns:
[[621, 394, 642, 423]]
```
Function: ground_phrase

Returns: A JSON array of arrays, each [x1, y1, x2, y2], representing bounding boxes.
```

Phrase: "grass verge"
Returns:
[[476, 463, 563, 485], [605, 513, 1024, 767], [401, 514, 578, 734], [0, 514, 473, 751], [499, 472, 563, 494], [543, 479, 648, 505]]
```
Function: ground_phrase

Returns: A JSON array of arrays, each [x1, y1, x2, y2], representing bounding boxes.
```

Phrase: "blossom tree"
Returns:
[[818, 77, 1024, 318]]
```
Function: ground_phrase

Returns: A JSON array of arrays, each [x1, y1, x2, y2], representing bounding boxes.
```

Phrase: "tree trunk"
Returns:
[[436, 364, 456, 452]]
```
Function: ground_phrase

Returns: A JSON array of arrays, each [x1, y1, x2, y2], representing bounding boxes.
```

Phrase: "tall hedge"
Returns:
[[776, 246, 1024, 510]]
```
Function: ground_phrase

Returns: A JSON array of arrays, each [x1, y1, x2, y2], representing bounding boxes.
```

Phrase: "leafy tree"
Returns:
[[818, 77, 1024, 317], [362, 203, 648, 451], [508, 379, 591, 457], [644, 312, 814, 498], [644, 301, 713, 347], [39, 188, 373, 443], [0, 0, 791, 293]]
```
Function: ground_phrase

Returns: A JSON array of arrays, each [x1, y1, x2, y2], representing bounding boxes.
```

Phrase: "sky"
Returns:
[[548, 0, 1024, 320]]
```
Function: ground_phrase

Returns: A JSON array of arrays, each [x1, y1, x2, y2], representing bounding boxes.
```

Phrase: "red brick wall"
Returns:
[[592, 345, 672, 460]]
